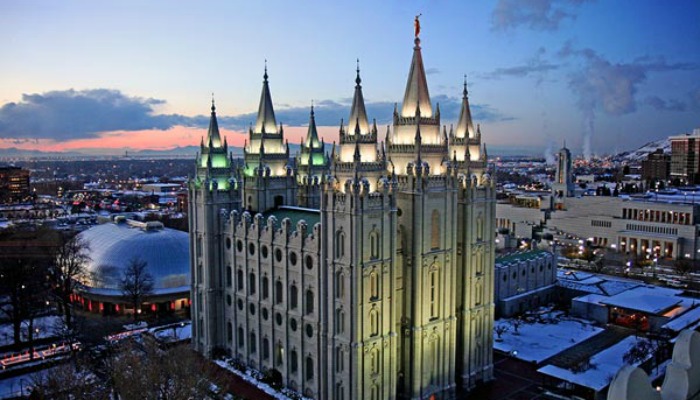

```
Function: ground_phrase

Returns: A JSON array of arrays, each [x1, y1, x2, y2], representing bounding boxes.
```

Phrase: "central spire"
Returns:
[[347, 59, 370, 135], [254, 62, 278, 134], [206, 95, 222, 148], [455, 75, 475, 139], [400, 35, 432, 118], [304, 104, 321, 148]]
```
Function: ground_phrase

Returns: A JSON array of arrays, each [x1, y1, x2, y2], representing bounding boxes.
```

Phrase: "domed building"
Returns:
[[73, 218, 190, 316]]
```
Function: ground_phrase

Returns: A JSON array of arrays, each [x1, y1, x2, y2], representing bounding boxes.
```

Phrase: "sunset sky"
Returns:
[[1, 1, 699, 157]]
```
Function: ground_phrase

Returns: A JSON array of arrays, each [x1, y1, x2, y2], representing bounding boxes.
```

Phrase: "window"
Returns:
[[261, 245, 269, 258], [290, 284, 298, 309], [250, 332, 256, 354], [335, 346, 344, 372], [305, 289, 314, 315], [305, 255, 314, 270], [369, 272, 379, 300], [475, 282, 483, 306], [249, 272, 256, 295], [275, 248, 283, 262], [370, 231, 380, 260], [226, 266, 232, 287], [237, 269, 244, 291], [305, 323, 313, 338], [276, 342, 284, 366], [249, 242, 255, 255], [431, 210, 440, 249], [369, 308, 379, 337], [290, 350, 298, 373], [336, 309, 345, 334], [476, 216, 484, 240], [335, 272, 345, 299], [306, 357, 314, 381], [237, 240, 243, 252], [263, 337, 270, 360], [335, 230, 345, 258], [290, 252, 298, 266], [227, 322, 232, 343], [237, 326, 244, 348], [370, 348, 380, 375], [335, 383, 344, 400], [429, 268, 439, 319], [262, 276, 269, 299], [276, 280, 283, 304]]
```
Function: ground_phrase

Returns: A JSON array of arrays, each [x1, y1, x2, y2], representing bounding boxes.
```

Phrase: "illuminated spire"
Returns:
[[455, 75, 475, 139], [254, 61, 278, 134], [348, 59, 370, 135], [401, 34, 432, 118], [206, 95, 222, 148], [304, 104, 322, 149]]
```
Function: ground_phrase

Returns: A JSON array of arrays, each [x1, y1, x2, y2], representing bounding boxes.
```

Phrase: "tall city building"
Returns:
[[552, 144, 575, 210], [670, 128, 700, 185], [189, 30, 496, 399], [0, 165, 30, 204]]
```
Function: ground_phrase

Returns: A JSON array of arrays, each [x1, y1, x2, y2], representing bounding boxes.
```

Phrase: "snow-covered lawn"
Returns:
[[537, 336, 651, 391], [214, 359, 311, 400], [494, 312, 603, 363], [0, 315, 63, 347], [151, 322, 191, 343]]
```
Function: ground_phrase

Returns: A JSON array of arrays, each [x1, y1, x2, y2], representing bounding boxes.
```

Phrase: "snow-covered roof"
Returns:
[[600, 286, 683, 314], [663, 305, 700, 332], [538, 336, 650, 392]]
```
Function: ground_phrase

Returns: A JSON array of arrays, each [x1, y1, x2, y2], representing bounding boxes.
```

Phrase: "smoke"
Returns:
[[544, 140, 556, 165]]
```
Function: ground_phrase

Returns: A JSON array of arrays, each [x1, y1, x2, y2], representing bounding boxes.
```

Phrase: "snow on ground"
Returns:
[[151, 322, 191, 342], [214, 359, 311, 400], [0, 315, 63, 347], [494, 312, 603, 363], [537, 336, 651, 392]]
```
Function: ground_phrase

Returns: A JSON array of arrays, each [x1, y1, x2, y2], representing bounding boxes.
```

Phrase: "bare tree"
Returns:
[[673, 259, 694, 276], [494, 324, 509, 341], [120, 257, 154, 320], [51, 233, 91, 330]]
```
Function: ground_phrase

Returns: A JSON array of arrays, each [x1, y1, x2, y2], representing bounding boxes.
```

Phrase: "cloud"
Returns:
[[484, 48, 558, 84], [0, 88, 514, 142], [645, 96, 686, 112], [492, 0, 592, 31], [689, 87, 700, 110], [425, 68, 440, 75]]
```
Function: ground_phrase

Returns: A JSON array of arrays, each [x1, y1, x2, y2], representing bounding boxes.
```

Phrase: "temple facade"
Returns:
[[189, 31, 496, 399]]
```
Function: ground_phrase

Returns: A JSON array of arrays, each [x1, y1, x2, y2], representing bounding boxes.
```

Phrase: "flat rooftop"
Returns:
[[600, 286, 683, 315], [263, 206, 321, 228]]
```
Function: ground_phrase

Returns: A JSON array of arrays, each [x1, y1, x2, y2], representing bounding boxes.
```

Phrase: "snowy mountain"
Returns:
[[613, 137, 670, 163]]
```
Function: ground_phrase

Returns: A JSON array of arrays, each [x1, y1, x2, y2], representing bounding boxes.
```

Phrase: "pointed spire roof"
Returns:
[[304, 104, 322, 148], [206, 96, 222, 148], [254, 62, 278, 134], [400, 37, 433, 118], [348, 59, 370, 135], [455, 75, 475, 139]]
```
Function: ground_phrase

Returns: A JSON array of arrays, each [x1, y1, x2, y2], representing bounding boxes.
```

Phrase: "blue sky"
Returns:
[[0, 0, 698, 156]]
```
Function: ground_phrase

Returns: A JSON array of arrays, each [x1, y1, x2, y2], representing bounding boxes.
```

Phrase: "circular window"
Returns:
[[512, 272, 517, 279], [262, 308, 269, 320], [249, 304, 256, 315], [249, 242, 255, 256], [305, 324, 313, 338], [305, 255, 313, 270], [275, 248, 283, 262], [290, 252, 298, 266], [397, 208, 403, 217], [275, 312, 283, 326], [237, 299, 244, 310], [521, 269, 526, 276], [237, 240, 243, 252], [226, 238, 232, 249], [227, 295, 232, 306], [262, 245, 269, 259], [290, 318, 297, 331]]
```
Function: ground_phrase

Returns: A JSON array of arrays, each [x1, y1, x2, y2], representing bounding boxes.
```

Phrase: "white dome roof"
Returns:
[[78, 222, 189, 291]]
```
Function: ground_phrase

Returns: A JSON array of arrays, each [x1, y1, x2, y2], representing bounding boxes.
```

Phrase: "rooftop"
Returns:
[[496, 249, 551, 265], [263, 206, 321, 228]]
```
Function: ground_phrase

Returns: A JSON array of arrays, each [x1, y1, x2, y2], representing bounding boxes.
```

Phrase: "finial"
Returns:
[[355, 58, 361, 86], [463, 74, 468, 97], [311, 100, 314, 115], [211, 92, 216, 112], [414, 14, 422, 38], [263, 59, 268, 81]]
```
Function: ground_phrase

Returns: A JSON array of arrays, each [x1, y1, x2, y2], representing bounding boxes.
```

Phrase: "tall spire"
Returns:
[[455, 74, 475, 139], [400, 32, 432, 118], [254, 61, 278, 134], [347, 59, 370, 135], [206, 95, 222, 148], [304, 104, 321, 148]]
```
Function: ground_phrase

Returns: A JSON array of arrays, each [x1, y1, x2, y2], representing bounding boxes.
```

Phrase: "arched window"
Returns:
[[335, 308, 345, 334], [290, 284, 298, 309], [227, 322, 232, 343], [263, 337, 270, 360], [371, 385, 380, 400], [226, 266, 232, 287], [475, 282, 483, 306], [335, 271, 344, 299], [335, 230, 345, 258], [237, 326, 244, 348], [370, 230, 380, 260], [262, 276, 269, 299], [369, 308, 379, 337], [370, 348, 380, 375], [429, 268, 439, 319], [275, 280, 283, 304], [249, 272, 256, 295], [306, 356, 314, 381], [369, 272, 379, 300], [335, 346, 344, 372], [431, 210, 440, 249], [476, 215, 484, 240], [249, 332, 256, 354], [305, 289, 314, 315], [290, 349, 298, 373], [276, 341, 284, 366], [237, 269, 244, 291], [335, 383, 344, 400]]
